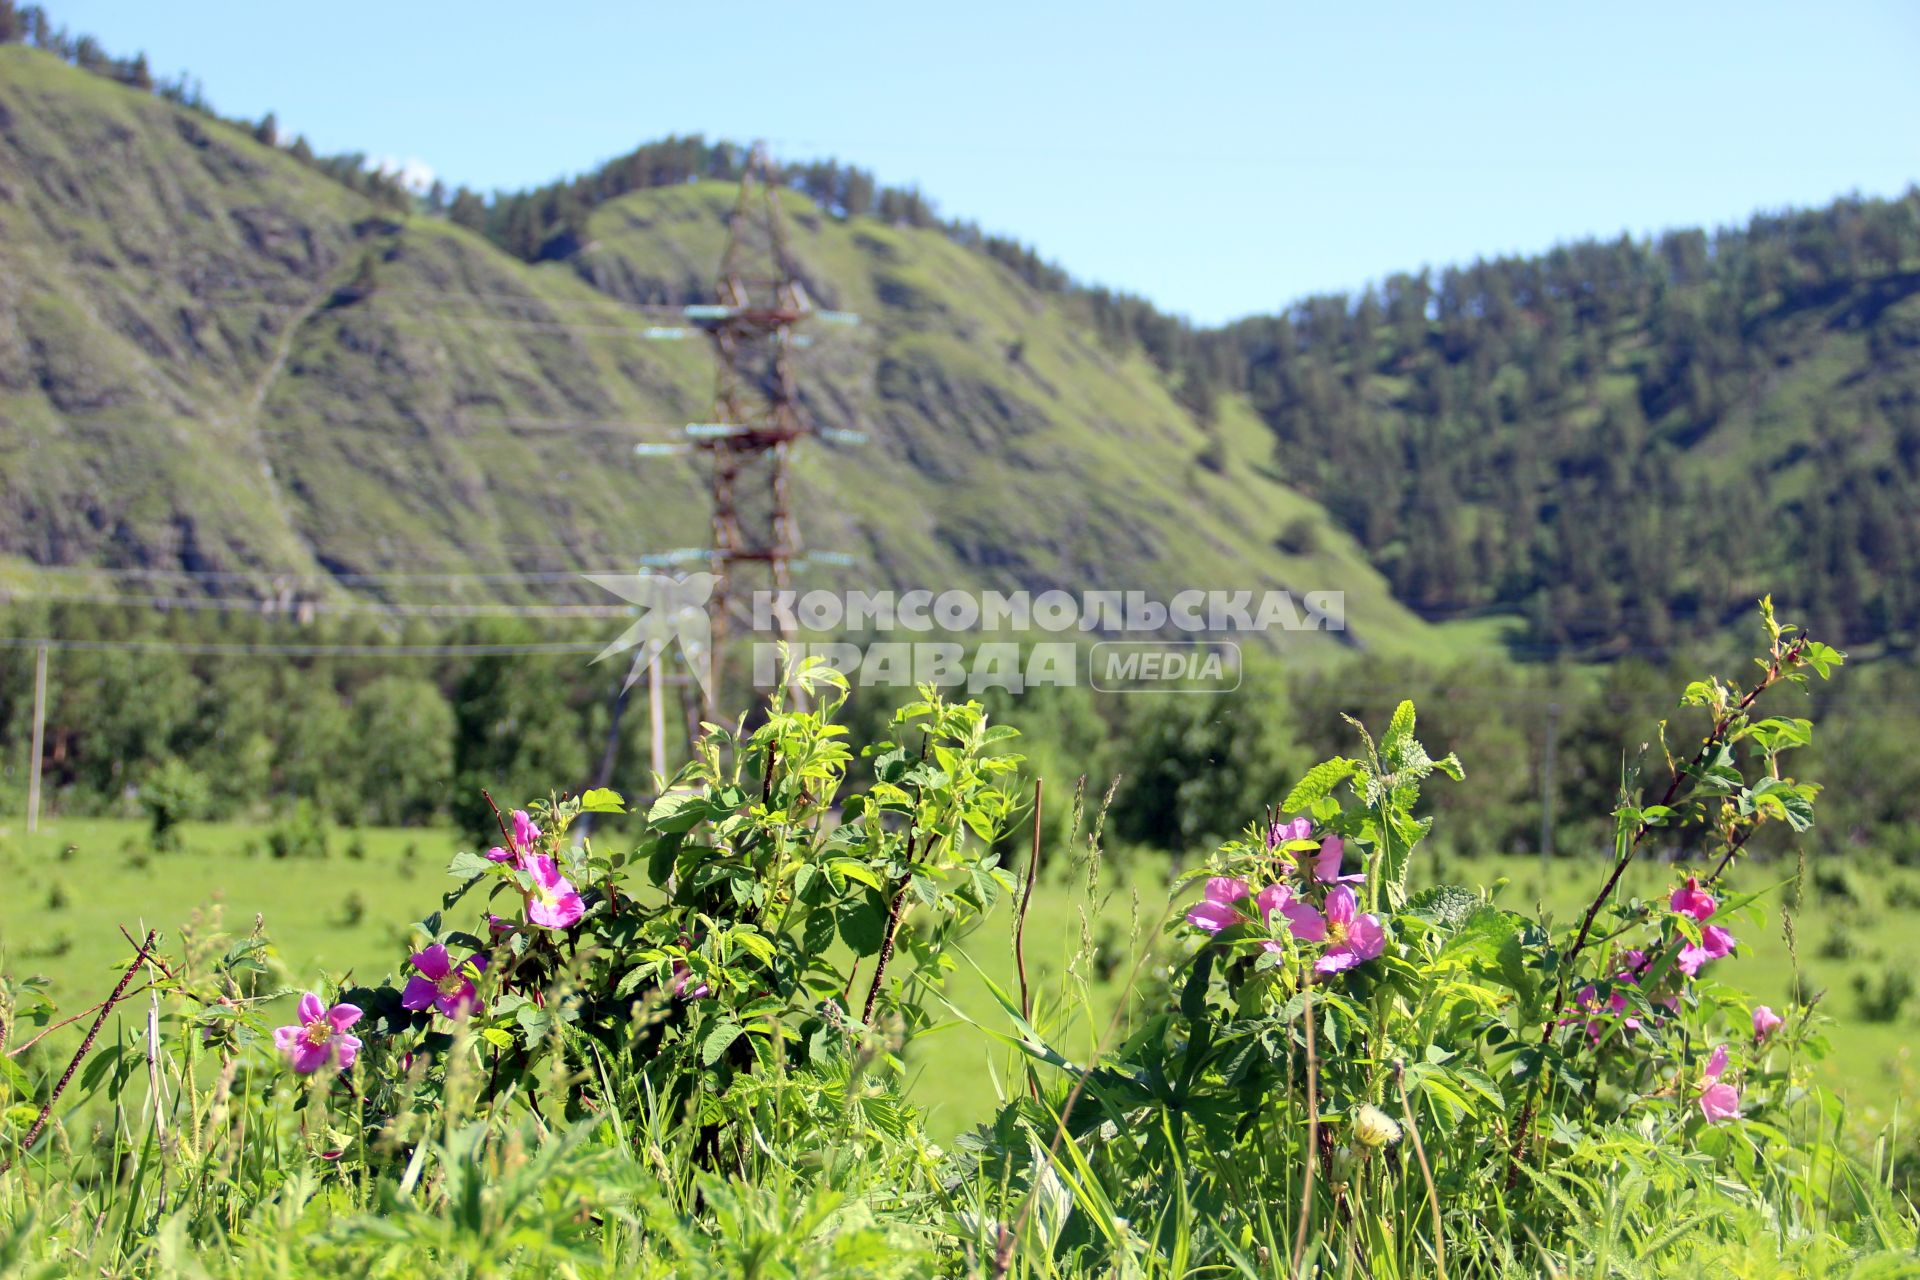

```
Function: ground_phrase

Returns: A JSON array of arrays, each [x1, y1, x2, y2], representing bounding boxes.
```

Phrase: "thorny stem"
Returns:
[[860, 734, 929, 1025], [1703, 822, 1760, 887], [1559, 635, 1804, 984], [6, 982, 156, 1060], [480, 788, 516, 851], [862, 874, 912, 1026], [1, 930, 157, 1177]]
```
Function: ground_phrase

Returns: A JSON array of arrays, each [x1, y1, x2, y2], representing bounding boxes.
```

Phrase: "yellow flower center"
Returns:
[[304, 1021, 332, 1047], [1326, 919, 1348, 946]]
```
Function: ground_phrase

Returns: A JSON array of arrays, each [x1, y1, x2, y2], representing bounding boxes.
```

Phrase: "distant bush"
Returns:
[[1277, 514, 1320, 555], [1812, 863, 1863, 903], [138, 758, 208, 851], [1854, 968, 1915, 1023], [265, 799, 329, 860]]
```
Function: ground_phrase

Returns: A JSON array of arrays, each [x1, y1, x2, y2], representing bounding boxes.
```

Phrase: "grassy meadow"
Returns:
[[4, 810, 1914, 1142]]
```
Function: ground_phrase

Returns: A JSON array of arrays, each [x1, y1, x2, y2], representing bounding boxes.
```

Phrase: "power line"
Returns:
[[5, 590, 632, 618], [105, 273, 875, 333], [20, 413, 879, 442], [13, 566, 652, 585], [0, 636, 609, 657], [2, 548, 862, 596]]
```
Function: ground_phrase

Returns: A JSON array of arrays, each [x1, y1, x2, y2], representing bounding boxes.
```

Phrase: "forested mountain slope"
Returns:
[[3, 33, 1918, 663], [1193, 203, 1920, 654]]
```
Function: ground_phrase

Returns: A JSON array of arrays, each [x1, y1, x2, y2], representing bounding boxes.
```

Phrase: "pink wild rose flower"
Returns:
[[1670, 876, 1717, 922], [1281, 884, 1386, 974], [1677, 923, 1737, 977], [1565, 983, 1633, 1042], [1254, 883, 1296, 952], [524, 854, 585, 929], [672, 959, 711, 1000], [486, 808, 542, 862], [400, 943, 487, 1017], [273, 993, 363, 1074], [1303, 835, 1365, 886], [1266, 816, 1311, 851], [1186, 877, 1255, 933], [1698, 1043, 1740, 1123], [1752, 1004, 1784, 1042]]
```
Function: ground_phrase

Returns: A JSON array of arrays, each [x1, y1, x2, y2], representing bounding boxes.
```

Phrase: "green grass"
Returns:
[[4, 814, 1915, 1143]]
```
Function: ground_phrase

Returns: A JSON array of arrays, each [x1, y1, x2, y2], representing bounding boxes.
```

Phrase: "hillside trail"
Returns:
[[219, 265, 348, 582]]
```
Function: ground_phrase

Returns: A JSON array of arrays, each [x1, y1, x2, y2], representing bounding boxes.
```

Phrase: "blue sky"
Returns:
[[43, 0, 1920, 324]]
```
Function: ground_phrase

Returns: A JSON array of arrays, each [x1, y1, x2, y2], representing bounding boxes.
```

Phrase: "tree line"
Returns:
[[4, 606, 1917, 872]]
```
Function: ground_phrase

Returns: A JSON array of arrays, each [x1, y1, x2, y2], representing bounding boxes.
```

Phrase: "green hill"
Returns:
[[0, 44, 1423, 659], [3, 39, 1918, 667]]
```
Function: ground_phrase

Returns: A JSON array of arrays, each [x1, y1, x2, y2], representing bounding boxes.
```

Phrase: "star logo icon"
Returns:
[[581, 571, 717, 696]]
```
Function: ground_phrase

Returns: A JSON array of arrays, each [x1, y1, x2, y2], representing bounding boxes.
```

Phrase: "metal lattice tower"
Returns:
[[689, 142, 818, 718]]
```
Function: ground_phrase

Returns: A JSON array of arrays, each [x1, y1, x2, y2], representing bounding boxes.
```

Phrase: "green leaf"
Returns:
[[643, 833, 679, 887], [78, 1044, 128, 1095], [801, 907, 836, 955], [1281, 757, 1358, 813], [1180, 948, 1214, 1021], [447, 850, 498, 879], [701, 1022, 743, 1066], [1384, 700, 1416, 753], [829, 858, 883, 891], [579, 788, 626, 814], [1406, 884, 1484, 932], [648, 790, 708, 834], [1799, 641, 1845, 678], [727, 927, 776, 965], [837, 897, 888, 955]]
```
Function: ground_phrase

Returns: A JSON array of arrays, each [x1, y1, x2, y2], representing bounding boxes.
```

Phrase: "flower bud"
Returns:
[[1329, 1145, 1358, 1187]]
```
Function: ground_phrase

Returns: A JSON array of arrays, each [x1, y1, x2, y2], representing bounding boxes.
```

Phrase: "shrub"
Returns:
[[138, 757, 208, 851], [265, 799, 330, 860], [1854, 968, 1915, 1023], [1818, 928, 1860, 960], [1277, 514, 1320, 555]]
